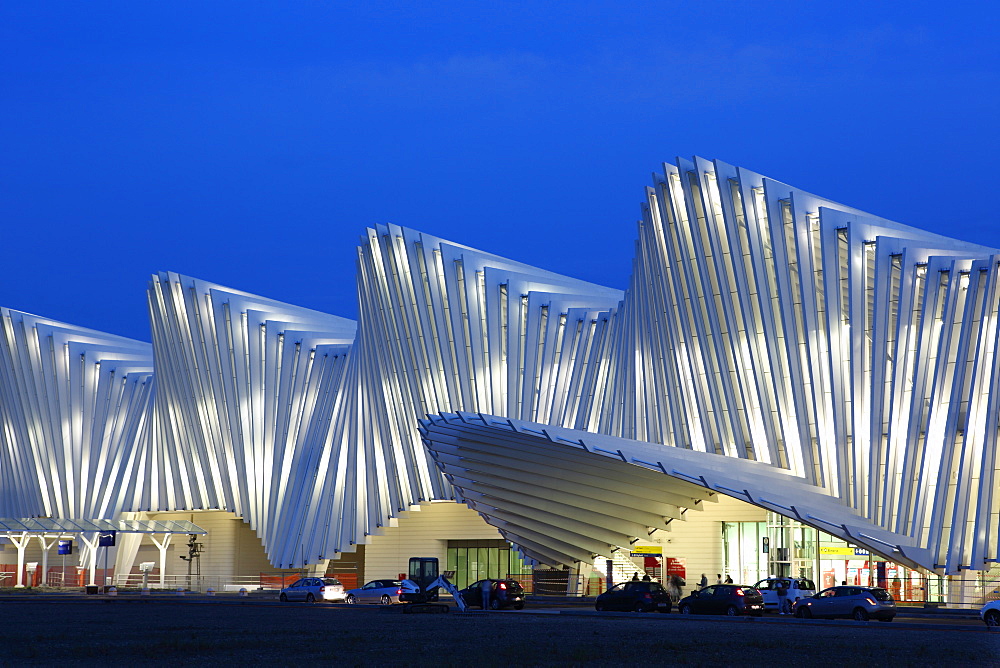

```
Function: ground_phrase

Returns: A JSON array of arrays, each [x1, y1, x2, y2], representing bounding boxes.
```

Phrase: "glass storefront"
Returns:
[[724, 514, 945, 603], [446, 540, 526, 589], [722, 520, 767, 584]]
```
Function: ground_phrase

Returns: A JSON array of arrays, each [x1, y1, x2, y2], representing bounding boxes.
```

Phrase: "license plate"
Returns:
[[657, 602, 667, 607]]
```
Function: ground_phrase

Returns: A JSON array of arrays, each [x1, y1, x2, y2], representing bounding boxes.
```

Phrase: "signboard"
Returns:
[[57, 540, 72, 555], [820, 546, 870, 557], [98, 531, 116, 547], [820, 546, 857, 556], [629, 545, 663, 557], [665, 557, 686, 580]]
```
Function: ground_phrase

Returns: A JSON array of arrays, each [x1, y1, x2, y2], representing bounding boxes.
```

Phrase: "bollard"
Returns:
[[206, 587, 215, 596], [107, 586, 117, 597], [239, 587, 248, 597]]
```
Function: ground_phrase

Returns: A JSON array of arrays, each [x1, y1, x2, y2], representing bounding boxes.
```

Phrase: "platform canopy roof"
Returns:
[[0, 518, 206, 535]]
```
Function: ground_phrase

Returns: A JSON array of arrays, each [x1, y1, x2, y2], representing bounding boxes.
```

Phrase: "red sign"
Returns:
[[665, 557, 686, 580]]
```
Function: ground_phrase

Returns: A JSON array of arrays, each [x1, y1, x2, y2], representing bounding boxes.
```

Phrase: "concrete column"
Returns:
[[80, 534, 100, 586], [10, 532, 29, 587], [150, 534, 173, 588], [36, 535, 56, 586], [307, 559, 331, 577]]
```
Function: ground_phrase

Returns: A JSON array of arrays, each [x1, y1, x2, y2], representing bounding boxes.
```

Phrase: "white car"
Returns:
[[981, 600, 1000, 627], [278, 577, 346, 603], [752, 577, 816, 613]]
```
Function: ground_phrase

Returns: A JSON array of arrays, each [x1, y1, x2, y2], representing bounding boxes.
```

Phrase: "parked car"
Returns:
[[677, 585, 764, 616], [792, 586, 895, 621], [979, 600, 1000, 627], [278, 577, 345, 603], [595, 581, 672, 613], [459, 579, 526, 610], [752, 577, 817, 613], [345, 579, 404, 605]]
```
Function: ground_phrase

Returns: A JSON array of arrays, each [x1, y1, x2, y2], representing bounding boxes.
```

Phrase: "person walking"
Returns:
[[631, 572, 640, 581], [698, 573, 708, 590], [480, 578, 492, 610], [724, 574, 733, 584], [776, 579, 789, 614], [716, 574, 723, 585]]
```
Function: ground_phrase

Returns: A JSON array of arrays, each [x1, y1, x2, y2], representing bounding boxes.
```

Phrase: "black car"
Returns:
[[459, 579, 526, 610], [595, 581, 672, 613], [677, 584, 764, 616]]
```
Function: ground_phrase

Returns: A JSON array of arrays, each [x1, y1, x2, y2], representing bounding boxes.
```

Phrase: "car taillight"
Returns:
[[396, 588, 402, 596], [319, 587, 326, 593], [498, 582, 507, 590], [735, 588, 744, 596], [643, 593, 652, 600]]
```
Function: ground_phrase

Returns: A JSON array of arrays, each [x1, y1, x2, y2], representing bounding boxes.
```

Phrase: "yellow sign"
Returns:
[[629, 545, 663, 556], [820, 546, 858, 556]]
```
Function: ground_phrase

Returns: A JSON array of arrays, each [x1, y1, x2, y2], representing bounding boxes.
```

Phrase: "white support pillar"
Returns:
[[80, 533, 100, 586], [150, 534, 173, 588], [10, 532, 29, 588], [37, 535, 57, 586], [307, 559, 330, 577]]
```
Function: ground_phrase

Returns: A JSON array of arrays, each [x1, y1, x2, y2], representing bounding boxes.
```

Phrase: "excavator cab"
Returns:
[[405, 557, 440, 602], [399, 557, 468, 612]]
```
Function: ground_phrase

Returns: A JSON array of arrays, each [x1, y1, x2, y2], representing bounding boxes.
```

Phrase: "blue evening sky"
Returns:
[[2, 2, 998, 341]]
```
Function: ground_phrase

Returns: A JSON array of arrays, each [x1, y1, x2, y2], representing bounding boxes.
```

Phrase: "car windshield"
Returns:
[[322, 579, 341, 586], [871, 588, 892, 601]]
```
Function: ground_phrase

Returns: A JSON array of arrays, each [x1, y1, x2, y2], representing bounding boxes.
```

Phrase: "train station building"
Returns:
[[2, 157, 998, 604]]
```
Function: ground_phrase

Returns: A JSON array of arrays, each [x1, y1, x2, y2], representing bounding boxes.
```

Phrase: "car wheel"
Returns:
[[795, 607, 811, 619], [595, 602, 605, 612], [852, 607, 870, 621], [633, 602, 647, 613], [726, 606, 738, 617], [306, 593, 315, 603], [490, 599, 502, 610], [346, 594, 357, 605], [279, 593, 288, 602], [381, 595, 391, 605], [514, 601, 524, 610], [986, 610, 1000, 627], [679, 604, 691, 615]]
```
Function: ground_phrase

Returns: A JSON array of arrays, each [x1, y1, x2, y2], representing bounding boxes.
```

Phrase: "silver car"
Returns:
[[792, 585, 895, 621], [345, 579, 403, 605], [278, 577, 346, 603], [752, 577, 816, 613]]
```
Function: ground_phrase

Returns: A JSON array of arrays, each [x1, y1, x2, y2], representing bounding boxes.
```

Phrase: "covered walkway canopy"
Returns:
[[0, 517, 206, 535], [1, 518, 207, 587]]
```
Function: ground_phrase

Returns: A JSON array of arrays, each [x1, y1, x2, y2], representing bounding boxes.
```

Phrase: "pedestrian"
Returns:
[[480, 578, 492, 610], [724, 574, 733, 584], [698, 573, 708, 589], [716, 574, 722, 584], [631, 572, 640, 581], [667, 575, 681, 602], [776, 579, 789, 614], [641, 573, 651, 582]]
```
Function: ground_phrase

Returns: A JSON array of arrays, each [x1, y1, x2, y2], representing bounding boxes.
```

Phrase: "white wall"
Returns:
[[363, 501, 503, 580], [650, 494, 766, 588]]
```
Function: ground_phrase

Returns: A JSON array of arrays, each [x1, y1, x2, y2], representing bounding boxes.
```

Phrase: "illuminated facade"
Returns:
[[1, 157, 998, 585]]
